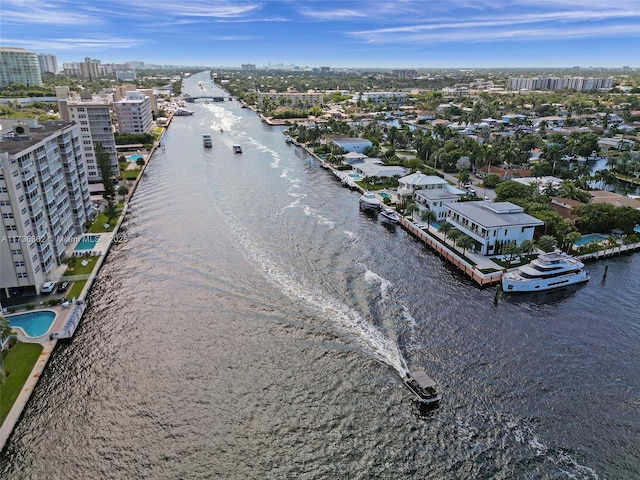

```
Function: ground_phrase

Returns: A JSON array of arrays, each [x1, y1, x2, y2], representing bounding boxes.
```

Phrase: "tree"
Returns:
[[502, 241, 519, 260], [536, 235, 557, 252], [438, 221, 453, 241], [483, 173, 502, 189], [494, 180, 534, 202], [448, 228, 462, 247], [96, 143, 116, 200], [519, 239, 536, 256], [117, 185, 129, 202], [421, 209, 437, 231], [457, 234, 475, 255], [103, 199, 119, 224], [0, 315, 11, 385], [564, 231, 582, 252]]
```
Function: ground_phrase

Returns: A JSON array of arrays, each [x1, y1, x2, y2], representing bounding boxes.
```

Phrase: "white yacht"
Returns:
[[359, 191, 382, 210], [404, 371, 441, 405], [233, 144, 243, 154], [502, 250, 590, 292]]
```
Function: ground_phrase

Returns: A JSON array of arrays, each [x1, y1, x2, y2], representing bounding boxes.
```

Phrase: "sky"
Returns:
[[1, 0, 640, 69]]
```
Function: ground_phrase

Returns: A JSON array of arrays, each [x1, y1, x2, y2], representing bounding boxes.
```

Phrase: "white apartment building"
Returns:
[[0, 47, 42, 87], [257, 92, 323, 109], [507, 76, 613, 92], [446, 201, 543, 256], [111, 90, 153, 134], [37, 53, 58, 74], [0, 119, 93, 296], [56, 87, 118, 183], [357, 92, 407, 105]]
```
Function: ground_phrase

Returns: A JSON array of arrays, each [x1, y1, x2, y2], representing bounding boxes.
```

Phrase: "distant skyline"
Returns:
[[2, 1, 640, 69]]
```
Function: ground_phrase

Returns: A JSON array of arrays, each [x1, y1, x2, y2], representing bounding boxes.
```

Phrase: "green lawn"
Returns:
[[122, 169, 141, 180], [0, 342, 44, 423], [65, 280, 87, 301], [88, 212, 118, 233], [63, 256, 98, 276]]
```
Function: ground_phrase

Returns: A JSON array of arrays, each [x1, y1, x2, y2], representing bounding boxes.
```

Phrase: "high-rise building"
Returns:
[[37, 53, 59, 74], [0, 47, 43, 87], [56, 86, 118, 183], [0, 119, 93, 296], [111, 91, 153, 134]]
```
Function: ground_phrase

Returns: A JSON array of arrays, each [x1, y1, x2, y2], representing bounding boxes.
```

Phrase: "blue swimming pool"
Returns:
[[635, 225, 640, 234], [126, 154, 143, 162], [8, 310, 56, 338], [348, 173, 363, 180], [575, 233, 607, 246], [378, 192, 392, 200], [74, 235, 98, 251]]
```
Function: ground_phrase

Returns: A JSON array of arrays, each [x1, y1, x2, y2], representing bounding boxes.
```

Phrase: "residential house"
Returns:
[[353, 161, 407, 179], [330, 137, 372, 154], [446, 201, 544, 256]]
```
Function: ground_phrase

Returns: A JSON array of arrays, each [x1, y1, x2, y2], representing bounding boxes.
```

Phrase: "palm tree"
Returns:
[[421, 210, 437, 231], [438, 221, 453, 241], [0, 315, 12, 385], [103, 199, 119, 225], [536, 235, 557, 252], [457, 235, 475, 256], [564, 231, 582, 252], [519, 239, 535, 257], [448, 228, 462, 248], [502, 241, 519, 261]]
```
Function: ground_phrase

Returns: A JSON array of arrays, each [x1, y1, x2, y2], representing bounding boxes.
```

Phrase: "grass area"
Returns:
[[63, 256, 98, 276], [65, 280, 87, 301], [88, 211, 117, 233], [122, 169, 141, 180], [0, 342, 44, 423]]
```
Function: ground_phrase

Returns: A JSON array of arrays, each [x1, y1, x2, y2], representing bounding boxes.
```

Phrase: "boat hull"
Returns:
[[502, 271, 590, 292]]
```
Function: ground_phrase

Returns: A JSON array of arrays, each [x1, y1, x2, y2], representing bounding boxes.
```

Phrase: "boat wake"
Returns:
[[220, 210, 409, 376]]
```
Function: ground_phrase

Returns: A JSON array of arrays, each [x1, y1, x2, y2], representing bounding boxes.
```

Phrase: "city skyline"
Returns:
[[1, 1, 640, 69]]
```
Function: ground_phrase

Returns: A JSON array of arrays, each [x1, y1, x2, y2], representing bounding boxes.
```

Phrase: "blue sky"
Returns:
[[2, 0, 639, 68]]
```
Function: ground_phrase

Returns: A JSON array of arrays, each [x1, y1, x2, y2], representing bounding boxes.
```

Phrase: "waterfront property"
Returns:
[[7, 310, 57, 338], [446, 201, 544, 256]]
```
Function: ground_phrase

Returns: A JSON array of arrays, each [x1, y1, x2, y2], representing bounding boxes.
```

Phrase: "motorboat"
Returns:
[[502, 249, 590, 293], [404, 370, 441, 405], [202, 134, 212, 148], [174, 108, 194, 116], [233, 145, 243, 154], [359, 191, 382, 210], [380, 207, 400, 224]]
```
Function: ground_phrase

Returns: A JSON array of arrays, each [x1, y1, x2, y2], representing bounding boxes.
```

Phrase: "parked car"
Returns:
[[41, 281, 56, 294], [56, 281, 70, 293]]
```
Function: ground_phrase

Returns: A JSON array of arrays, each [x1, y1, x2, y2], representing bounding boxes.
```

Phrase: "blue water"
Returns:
[[348, 173, 363, 180], [74, 235, 98, 251], [8, 311, 56, 337], [635, 225, 640, 234], [127, 154, 143, 162], [379, 192, 392, 200], [575, 233, 607, 246]]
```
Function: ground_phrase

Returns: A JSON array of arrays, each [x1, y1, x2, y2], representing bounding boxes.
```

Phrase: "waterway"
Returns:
[[1, 71, 638, 479]]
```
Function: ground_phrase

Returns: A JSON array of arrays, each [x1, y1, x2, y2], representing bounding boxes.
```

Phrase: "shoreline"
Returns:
[[0, 115, 172, 451]]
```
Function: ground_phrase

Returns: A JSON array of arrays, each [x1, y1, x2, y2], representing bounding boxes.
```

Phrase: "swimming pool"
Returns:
[[378, 192, 392, 200], [126, 154, 143, 162], [575, 233, 607, 246], [8, 310, 56, 338], [74, 235, 98, 251], [348, 173, 363, 181]]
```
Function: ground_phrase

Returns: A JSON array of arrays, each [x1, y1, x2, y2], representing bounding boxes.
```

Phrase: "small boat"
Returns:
[[203, 134, 212, 148], [404, 371, 441, 405], [220, 128, 224, 133], [380, 207, 400, 224], [233, 145, 243, 154], [502, 249, 590, 293], [174, 108, 194, 116], [359, 191, 382, 210]]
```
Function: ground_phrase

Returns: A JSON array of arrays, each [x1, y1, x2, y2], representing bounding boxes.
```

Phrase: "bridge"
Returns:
[[184, 96, 238, 103]]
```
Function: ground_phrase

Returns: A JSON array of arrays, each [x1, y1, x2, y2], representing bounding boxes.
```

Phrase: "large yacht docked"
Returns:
[[502, 250, 590, 292], [359, 191, 382, 210]]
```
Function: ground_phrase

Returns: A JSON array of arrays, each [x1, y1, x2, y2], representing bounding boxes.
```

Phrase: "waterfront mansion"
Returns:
[[445, 201, 543, 256]]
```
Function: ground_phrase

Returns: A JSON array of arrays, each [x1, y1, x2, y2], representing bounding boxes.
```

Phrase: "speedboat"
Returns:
[[202, 134, 212, 148], [359, 191, 382, 210], [502, 249, 590, 293], [380, 207, 400, 224], [404, 371, 441, 405], [233, 145, 243, 154], [174, 108, 194, 116]]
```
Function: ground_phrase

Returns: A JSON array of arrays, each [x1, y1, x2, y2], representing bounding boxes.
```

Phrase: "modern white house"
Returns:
[[397, 171, 449, 195], [445, 201, 543, 256], [352, 161, 407, 179], [330, 137, 372, 154], [342, 151, 368, 166], [414, 188, 461, 221]]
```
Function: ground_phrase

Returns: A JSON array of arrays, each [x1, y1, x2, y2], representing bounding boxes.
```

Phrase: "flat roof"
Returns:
[[0, 121, 75, 156], [448, 201, 544, 228]]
